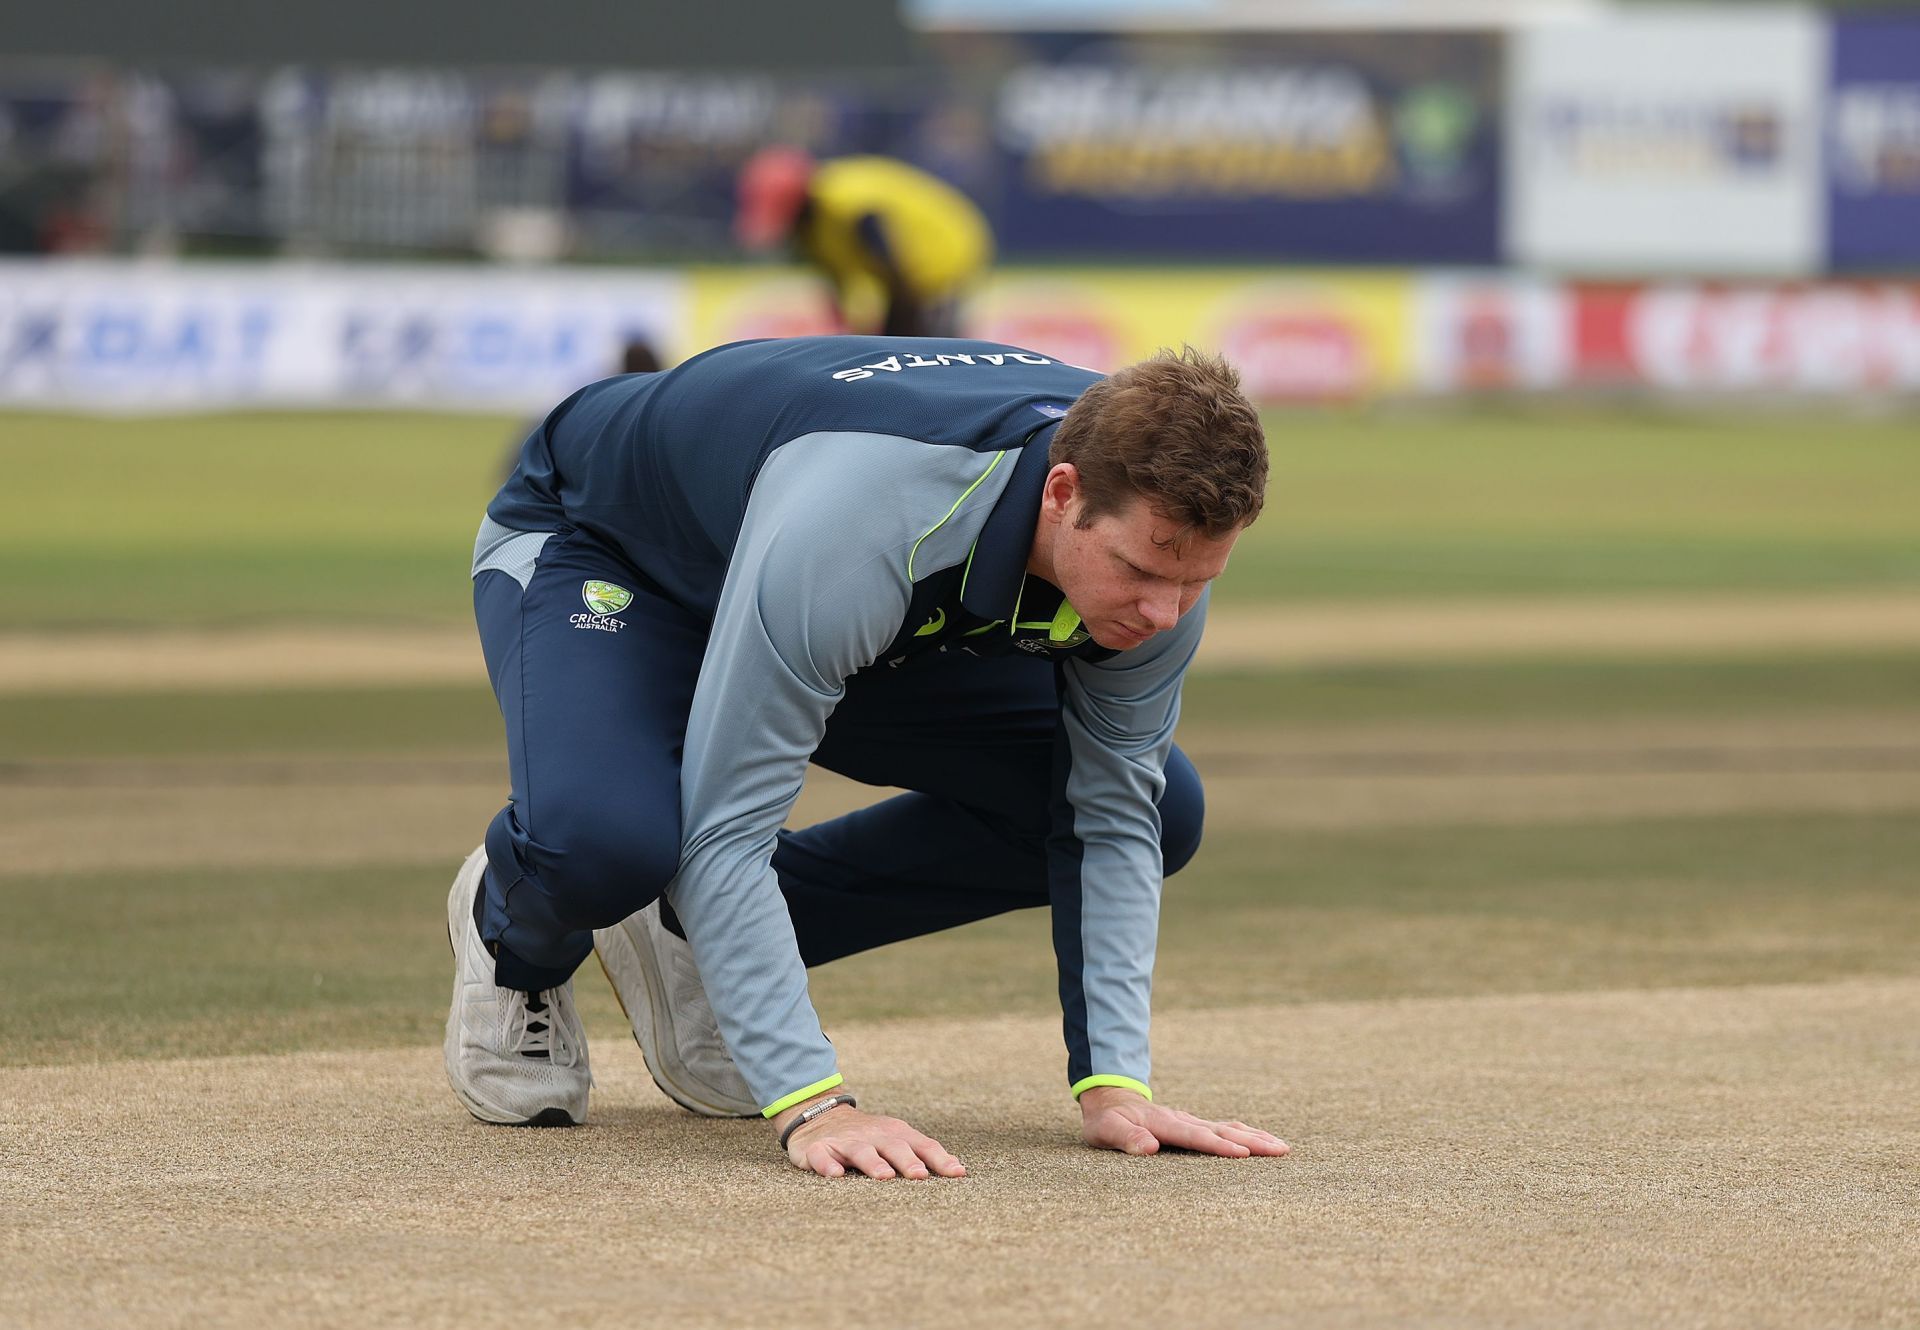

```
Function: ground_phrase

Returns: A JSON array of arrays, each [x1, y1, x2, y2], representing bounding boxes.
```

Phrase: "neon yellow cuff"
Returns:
[[1071, 1074, 1152, 1102], [761, 1073, 845, 1119]]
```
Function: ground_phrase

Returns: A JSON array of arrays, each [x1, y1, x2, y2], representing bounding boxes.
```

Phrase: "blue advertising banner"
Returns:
[[1829, 18, 1920, 268], [970, 30, 1502, 262]]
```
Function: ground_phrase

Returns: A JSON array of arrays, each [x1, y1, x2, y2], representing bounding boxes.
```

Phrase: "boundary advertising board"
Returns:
[[1508, 10, 1826, 275], [10, 263, 1920, 409], [1572, 281, 1920, 392], [976, 30, 1501, 263], [688, 267, 1416, 401], [1827, 17, 1920, 269], [0, 262, 683, 410]]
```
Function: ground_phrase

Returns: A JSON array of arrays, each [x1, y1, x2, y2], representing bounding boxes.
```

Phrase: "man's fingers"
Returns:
[[912, 1135, 968, 1177], [875, 1138, 929, 1179], [1217, 1120, 1290, 1153], [1154, 1114, 1251, 1157], [1216, 1123, 1291, 1156], [1080, 1101, 1291, 1162], [803, 1142, 845, 1177], [845, 1143, 897, 1179], [790, 1114, 968, 1181]]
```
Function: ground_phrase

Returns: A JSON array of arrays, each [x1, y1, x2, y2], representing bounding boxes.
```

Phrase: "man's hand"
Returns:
[[774, 1090, 967, 1180], [1078, 1085, 1290, 1159]]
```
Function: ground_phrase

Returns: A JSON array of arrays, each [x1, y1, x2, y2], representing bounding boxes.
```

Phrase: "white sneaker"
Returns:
[[443, 845, 591, 1127], [593, 901, 759, 1118]]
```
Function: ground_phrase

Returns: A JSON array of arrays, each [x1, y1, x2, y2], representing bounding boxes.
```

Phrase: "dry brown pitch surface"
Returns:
[[3, 981, 1915, 1329]]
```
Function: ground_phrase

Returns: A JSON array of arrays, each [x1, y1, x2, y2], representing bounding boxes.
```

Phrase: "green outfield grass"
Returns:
[[5, 407, 1918, 627], [7, 643, 1917, 1066], [1, 685, 502, 760], [7, 651, 1918, 760], [8, 809, 1915, 1068], [3, 411, 510, 629], [813, 812, 1920, 1022], [6, 405, 1916, 1076]]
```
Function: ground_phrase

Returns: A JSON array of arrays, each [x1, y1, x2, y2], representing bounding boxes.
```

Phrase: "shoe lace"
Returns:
[[506, 989, 579, 1069]]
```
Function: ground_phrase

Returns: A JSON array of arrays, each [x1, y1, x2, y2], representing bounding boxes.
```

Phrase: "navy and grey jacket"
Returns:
[[478, 336, 1207, 1113]]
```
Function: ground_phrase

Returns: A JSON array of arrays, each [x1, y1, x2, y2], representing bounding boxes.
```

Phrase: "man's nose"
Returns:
[[1140, 587, 1181, 632]]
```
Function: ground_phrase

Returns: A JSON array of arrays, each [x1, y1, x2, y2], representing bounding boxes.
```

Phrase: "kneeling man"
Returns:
[[445, 335, 1289, 1179]]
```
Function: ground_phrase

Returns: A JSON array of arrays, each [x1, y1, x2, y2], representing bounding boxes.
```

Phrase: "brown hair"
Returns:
[[1050, 346, 1267, 542]]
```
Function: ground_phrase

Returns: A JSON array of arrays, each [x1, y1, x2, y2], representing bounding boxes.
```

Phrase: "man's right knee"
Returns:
[[523, 809, 681, 929]]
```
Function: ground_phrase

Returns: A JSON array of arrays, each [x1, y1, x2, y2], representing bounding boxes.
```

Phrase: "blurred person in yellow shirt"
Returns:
[[735, 147, 993, 339]]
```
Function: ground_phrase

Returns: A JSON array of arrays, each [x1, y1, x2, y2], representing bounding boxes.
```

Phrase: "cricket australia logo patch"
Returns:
[[571, 580, 632, 633], [581, 580, 632, 615]]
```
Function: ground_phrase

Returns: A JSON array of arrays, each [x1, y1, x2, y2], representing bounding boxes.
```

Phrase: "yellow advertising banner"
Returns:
[[679, 268, 844, 353], [681, 267, 1416, 402]]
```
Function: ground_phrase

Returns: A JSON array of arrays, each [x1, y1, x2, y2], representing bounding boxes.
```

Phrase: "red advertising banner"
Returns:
[[1572, 283, 1920, 391]]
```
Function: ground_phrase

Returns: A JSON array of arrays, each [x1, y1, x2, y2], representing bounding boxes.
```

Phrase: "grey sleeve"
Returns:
[[1053, 588, 1208, 1096], [667, 432, 1014, 1114]]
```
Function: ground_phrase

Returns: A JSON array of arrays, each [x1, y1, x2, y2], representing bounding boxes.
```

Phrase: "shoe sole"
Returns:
[[444, 848, 582, 1129], [593, 916, 758, 1119]]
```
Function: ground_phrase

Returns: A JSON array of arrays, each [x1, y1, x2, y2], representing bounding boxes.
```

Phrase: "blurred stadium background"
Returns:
[[3, 1, 1916, 1326]]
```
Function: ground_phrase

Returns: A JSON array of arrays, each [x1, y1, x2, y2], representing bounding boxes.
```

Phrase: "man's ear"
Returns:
[[1041, 463, 1080, 525]]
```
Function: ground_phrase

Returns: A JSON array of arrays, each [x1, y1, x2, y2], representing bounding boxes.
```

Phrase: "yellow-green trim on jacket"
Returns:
[[1071, 1074, 1152, 1101], [762, 1072, 846, 1119]]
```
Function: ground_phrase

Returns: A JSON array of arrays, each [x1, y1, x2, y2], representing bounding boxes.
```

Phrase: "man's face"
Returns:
[[1043, 475, 1240, 651]]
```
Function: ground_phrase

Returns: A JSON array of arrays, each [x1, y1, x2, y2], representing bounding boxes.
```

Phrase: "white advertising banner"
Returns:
[[1413, 274, 1572, 392], [0, 261, 685, 410], [1507, 8, 1827, 275]]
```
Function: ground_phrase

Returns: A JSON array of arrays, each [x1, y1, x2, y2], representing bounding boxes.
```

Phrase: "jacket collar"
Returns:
[[958, 422, 1056, 625]]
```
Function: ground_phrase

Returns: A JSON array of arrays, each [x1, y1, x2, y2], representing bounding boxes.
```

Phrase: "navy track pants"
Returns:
[[473, 526, 1204, 992]]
